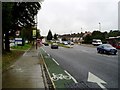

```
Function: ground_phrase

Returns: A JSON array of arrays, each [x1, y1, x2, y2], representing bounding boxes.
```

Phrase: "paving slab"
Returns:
[[2, 46, 45, 89]]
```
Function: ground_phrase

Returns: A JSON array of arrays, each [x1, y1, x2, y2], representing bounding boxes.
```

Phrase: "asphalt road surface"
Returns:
[[42, 44, 119, 89]]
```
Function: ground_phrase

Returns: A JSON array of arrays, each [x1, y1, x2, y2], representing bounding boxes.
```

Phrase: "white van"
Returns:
[[92, 39, 102, 46]]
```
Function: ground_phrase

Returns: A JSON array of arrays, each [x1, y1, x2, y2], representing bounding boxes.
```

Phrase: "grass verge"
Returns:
[[3, 44, 32, 72], [2, 50, 25, 72], [11, 44, 32, 51]]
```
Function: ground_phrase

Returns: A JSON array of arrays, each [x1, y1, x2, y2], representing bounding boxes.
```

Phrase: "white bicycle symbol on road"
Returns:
[[51, 73, 72, 81]]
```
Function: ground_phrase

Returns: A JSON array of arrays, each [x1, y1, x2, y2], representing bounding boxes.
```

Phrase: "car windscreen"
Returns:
[[104, 44, 112, 48]]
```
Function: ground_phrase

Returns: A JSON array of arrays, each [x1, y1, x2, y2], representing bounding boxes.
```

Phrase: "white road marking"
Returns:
[[51, 73, 71, 81], [97, 53, 117, 58], [23, 48, 31, 56], [64, 70, 78, 83], [42, 48, 46, 53], [47, 54, 50, 56], [41, 47, 45, 51], [52, 58, 59, 65], [88, 72, 107, 89]]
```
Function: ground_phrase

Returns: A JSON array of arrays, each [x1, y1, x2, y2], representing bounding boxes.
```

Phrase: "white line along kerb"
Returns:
[[41, 48, 47, 53], [64, 70, 78, 83], [47, 54, 50, 56], [52, 58, 59, 65]]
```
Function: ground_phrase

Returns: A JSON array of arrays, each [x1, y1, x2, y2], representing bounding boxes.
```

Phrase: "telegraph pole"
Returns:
[[36, 14, 37, 49], [99, 22, 101, 31], [81, 27, 82, 33]]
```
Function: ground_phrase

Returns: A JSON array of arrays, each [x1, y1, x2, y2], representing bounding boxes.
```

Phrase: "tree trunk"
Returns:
[[5, 32, 10, 52], [2, 36, 4, 52]]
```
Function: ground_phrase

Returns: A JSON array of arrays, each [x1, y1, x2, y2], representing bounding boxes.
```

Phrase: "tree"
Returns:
[[54, 33, 58, 40], [91, 31, 105, 41], [20, 25, 32, 43], [83, 34, 92, 44], [47, 30, 53, 40], [108, 30, 120, 37], [2, 2, 42, 52], [2, 2, 14, 52]]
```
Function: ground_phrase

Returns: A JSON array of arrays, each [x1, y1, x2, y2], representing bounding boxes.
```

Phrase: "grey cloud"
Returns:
[[38, 0, 119, 35]]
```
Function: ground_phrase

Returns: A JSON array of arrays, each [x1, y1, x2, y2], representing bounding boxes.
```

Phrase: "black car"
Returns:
[[97, 44, 117, 55], [51, 43, 58, 49], [44, 42, 49, 46]]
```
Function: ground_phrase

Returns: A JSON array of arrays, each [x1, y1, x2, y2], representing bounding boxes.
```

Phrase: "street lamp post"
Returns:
[[36, 15, 37, 49], [81, 27, 82, 33], [99, 22, 101, 31]]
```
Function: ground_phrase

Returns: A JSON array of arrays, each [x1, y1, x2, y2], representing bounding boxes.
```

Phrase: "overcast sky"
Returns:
[[37, 0, 119, 36]]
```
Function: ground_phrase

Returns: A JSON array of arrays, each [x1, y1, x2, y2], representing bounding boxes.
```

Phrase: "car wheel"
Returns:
[[99, 50, 101, 53], [103, 50, 107, 54], [114, 52, 116, 55], [97, 50, 100, 53]]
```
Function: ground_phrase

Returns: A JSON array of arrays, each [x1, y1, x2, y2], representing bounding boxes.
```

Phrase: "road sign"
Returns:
[[33, 30, 36, 38], [15, 38, 23, 46]]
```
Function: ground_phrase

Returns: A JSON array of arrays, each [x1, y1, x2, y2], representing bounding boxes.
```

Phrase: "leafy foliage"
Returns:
[[54, 33, 58, 40], [83, 30, 120, 44], [108, 30, 120, 37], [83, 34, 92, 44], [2, 2, 42, 51]]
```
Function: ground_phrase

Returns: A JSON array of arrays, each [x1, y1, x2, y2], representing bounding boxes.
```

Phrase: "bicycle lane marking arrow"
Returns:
[[87, 72, 107, 90]]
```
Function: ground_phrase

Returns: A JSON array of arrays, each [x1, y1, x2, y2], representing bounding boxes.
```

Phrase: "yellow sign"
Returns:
[[33, 30, 36, 37]]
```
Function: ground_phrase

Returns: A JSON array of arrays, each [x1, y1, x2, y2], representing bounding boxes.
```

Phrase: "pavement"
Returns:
[[2, 46, 45, 89]]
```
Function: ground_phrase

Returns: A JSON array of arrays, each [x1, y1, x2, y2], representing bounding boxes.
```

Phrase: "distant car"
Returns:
[[44, 42, 49, 46], [92, 39, 102, 46], [97, 44, 117, 55], [63, 41, 68, 45], [51, 43, 58, 49], [70, 42, 74, 45]]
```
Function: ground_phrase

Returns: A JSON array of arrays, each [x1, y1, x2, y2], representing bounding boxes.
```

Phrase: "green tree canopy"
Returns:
[[54, 33, 58, 40], [108, 30, 120, 37], [2, 2, 42, 51]]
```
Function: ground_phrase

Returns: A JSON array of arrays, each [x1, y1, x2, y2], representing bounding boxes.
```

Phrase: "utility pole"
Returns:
[[99, 22, 101, 31], [81, 27, 82, 33], [36, 14, 37, 49]]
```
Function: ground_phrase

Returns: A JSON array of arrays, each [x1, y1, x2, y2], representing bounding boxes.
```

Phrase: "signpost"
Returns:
[[15, 38, 23, 46], [32, 30, 36, 38]]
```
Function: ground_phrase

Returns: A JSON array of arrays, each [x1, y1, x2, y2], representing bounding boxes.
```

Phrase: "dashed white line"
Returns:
[[41, 47, 44, 51], [41, 47, 47, 53], [52, 58, 59, 65], [47, 54, 50, 56], [64, 70, 78, 83]]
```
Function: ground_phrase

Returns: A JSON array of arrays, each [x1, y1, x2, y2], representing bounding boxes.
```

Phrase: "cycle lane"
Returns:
[[39, 47, 77, 89]]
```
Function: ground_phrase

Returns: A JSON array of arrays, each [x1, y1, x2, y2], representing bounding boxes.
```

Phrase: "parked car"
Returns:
[[92, 39, 102, 46], [70, 42, 74, 45], [63, 41, 68, 45], [51, 43, 58, 49], [97, 44, 117, 55], [44, 42, 49, 46]]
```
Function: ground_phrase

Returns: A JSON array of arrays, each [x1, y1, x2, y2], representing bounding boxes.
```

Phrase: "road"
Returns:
[[42, 44, 118, 89]]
